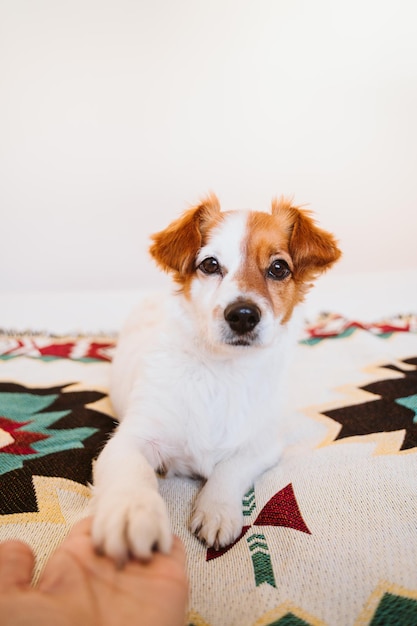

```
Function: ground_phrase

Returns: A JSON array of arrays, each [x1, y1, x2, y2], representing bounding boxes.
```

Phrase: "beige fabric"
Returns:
[[0, 327, 416, 625]]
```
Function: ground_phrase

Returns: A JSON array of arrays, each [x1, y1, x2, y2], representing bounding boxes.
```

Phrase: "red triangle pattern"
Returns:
[[206, 526, 251, 561], [206, 483, 311, 561], [254, 483, 311, 534], [0, 416, 49, 455]]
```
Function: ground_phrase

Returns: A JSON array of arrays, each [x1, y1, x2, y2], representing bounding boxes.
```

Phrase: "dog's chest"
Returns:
[[143, 349, 277, 477]]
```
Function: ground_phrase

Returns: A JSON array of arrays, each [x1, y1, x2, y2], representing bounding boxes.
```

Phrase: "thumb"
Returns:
[[0, 541, 35, 590]]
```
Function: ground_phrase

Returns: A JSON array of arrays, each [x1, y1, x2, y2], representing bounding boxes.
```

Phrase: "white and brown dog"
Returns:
[[91, 194, 341, 563]]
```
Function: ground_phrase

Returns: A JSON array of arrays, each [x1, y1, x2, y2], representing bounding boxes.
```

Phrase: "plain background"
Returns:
[[1, 0, 417, 316]]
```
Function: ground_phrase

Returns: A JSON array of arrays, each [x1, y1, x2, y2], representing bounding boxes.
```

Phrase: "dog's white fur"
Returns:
[[91, 195, 340, 563]]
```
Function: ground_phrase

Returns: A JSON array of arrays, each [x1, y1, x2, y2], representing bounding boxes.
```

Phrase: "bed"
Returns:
[[1, 272, 416, 626]]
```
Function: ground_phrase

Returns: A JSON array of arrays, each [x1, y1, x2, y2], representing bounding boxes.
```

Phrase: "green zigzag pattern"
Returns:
[[243, 488, 277, 588], [247, 532, 276, 588], [243, 487, 256, 516], [266, 615, 311, 626], [0, 392, 97, 475], [369, 592, 417, 626]]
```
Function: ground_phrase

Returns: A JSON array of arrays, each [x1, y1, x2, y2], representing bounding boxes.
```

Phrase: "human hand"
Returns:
[[0, 517, 188, 626]]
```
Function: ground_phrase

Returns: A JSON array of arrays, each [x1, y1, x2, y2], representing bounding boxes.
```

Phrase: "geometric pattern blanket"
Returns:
[[1, 313, 417, 626]]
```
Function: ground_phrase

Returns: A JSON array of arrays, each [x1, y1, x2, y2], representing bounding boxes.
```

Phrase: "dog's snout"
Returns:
[[224, 302, 261, 335]]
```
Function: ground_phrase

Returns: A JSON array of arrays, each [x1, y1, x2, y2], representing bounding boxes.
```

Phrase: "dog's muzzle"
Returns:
[[224, 301, 261, 337]]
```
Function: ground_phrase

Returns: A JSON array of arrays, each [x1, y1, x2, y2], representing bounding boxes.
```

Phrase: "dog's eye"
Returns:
[[198, 257, 221, 275], [267, 259, 291, 281]]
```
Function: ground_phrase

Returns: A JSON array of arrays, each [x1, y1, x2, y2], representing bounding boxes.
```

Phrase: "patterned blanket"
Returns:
[[1, 314, 416, 626]]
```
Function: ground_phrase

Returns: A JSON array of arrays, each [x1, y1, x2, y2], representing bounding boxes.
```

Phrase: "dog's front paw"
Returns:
[[91, 488, 172, 564], [190, 490, 243, 550]]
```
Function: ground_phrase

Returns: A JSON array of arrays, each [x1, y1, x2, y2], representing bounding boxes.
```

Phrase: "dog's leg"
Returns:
[[190, 442, 283, 550], [90, 424, 171, 565]]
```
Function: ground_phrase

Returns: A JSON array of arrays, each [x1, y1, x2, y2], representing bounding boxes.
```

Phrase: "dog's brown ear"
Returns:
[[272, 198, 341, 280], [150, 194, 221, 277]]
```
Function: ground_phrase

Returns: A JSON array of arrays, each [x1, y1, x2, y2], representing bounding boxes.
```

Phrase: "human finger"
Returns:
[[0, 541, 34, 590], [167, 535, 187, 569], [64, 516, 93, 539], [38, 518, 95, 591]]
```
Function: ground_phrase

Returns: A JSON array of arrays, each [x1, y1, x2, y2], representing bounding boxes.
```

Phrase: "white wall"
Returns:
[[1, 0, 417, 294]]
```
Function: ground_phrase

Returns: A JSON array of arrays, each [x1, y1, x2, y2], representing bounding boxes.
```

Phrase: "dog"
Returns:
[[91, 194, 341, 564]]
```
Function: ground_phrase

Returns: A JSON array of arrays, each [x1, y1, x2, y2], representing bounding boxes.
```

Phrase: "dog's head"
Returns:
[[150, 194, 341, 353]]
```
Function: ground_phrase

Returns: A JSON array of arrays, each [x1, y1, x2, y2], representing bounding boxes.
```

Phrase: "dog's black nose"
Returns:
[[224, 302, 261, 335]]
